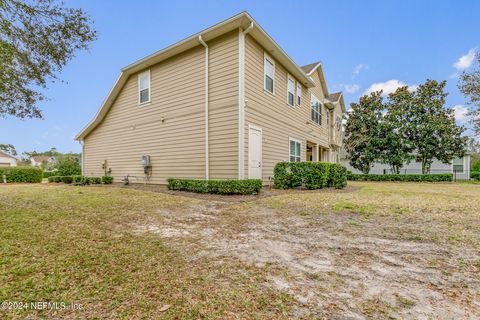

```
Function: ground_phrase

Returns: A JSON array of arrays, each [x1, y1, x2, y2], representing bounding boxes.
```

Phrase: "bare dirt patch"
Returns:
[[103, 182, 360, 202], [136, 182, 480, 319]]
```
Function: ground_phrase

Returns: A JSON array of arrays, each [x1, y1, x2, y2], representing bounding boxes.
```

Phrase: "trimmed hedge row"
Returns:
[[167, 179, 263, 195], [471, 171, 480, 181], [0, 167, 43, 183], [347, 172, 453, 182], [273, 162, 348, 189], [48, 175, 113, 184], [42, 171, 57, 178]]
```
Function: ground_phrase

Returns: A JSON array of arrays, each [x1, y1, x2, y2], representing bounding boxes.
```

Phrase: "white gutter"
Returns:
[[238, 22, 254, 180], [198, 35, 209, 180]]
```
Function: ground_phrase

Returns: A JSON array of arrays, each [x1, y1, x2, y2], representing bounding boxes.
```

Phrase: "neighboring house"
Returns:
[[0, 151, 17, 167], [341, 154, 472, 180], [75, 12, 345, 184], [30, 156, 56, 168]]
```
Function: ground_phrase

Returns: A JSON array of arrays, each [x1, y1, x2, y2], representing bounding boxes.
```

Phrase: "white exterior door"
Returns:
[[248, 126, 262, 179]]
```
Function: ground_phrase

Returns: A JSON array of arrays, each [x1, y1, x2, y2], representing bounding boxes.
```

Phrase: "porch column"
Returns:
[[315, 145, 320, 162]]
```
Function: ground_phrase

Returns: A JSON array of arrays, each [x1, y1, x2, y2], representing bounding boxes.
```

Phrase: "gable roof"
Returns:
[[326, 92, 342, 102], [0, 150, 16, 159], [76, 12, 321, 140], [301, 61, 321, 74]]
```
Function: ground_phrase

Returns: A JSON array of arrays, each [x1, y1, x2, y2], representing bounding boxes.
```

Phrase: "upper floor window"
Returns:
[[289, 138, 301, 162], [264, 54, 275, 94], [336, 115, 342, 130], [296, 83, 302, 106], [287, 75, 295, 106], [326, 110, 330, 125], [310, 94, 322, 125], [138, 70, 150, 104]]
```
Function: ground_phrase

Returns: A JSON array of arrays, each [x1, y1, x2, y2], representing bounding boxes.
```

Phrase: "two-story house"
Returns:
[[75, 12, 345, 184]]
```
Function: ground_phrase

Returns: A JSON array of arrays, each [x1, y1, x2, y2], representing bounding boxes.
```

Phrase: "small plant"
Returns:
[[102, 176, 113, 184], [471, 171, 480, 181], [86, 177, 102, 184], [60, 176, 73, 184], [72, 175, 85, 184]]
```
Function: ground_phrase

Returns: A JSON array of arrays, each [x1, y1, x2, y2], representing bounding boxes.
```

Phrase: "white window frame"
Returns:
[[138, 70, 151, 105], [296, 83, 302, 106], [452, 156, 465, 173], [264, 53, 275, 95], [326, 109, 330, 125], [289, 138, 302, 162], [287, 74, 295, 106], [310, 94, 322, 126]]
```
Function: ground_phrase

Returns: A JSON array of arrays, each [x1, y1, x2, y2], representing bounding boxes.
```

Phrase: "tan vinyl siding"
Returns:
[[208, 30, 238, 179], [83, 31, 239, 184], [244, 35, 334, 182]]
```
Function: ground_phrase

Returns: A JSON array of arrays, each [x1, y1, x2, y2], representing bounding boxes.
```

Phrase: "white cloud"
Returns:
[[344, 84, 360, 94], [453, 48, 476, 70], [352, 64, 368, 79], [453, 105, 469, 122], [363, 79, 417, 96]]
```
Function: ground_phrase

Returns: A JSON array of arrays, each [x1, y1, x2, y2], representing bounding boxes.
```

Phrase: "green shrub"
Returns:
[[61, 176, 73, 184], [102, 176, 113, 184], [72, 175, 85, 184], [56, 156, 81, 176], [47, 176, 56, 183], [0, 167, 43, 183], [471, 171, 480, 181], [273, 162, 347, 189], [42, 171, 57, 178], [347, 173, 453, 182], [86, 177, 102, 184], [51, 176, 63, 183], [167, 179, 262, 195]]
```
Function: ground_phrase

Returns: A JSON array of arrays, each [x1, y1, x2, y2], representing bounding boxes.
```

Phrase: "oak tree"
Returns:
[[0, 0, 97, 119]]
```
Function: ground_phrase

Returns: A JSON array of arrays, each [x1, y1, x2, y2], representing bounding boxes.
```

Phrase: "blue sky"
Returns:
[[2, 0, 479, 155]]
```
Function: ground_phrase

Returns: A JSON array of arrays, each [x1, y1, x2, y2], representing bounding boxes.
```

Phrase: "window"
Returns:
[[310, 94, 322, 125], [296, 83, 302, 106], [326, 110, 330, 125], [138, 70, 150, 104], [452, 157, 464, 173], [264, 54, 275, 94], [287, 75, 295, 106], [336, 115, 342, 130], [289, 139, 301, 162]]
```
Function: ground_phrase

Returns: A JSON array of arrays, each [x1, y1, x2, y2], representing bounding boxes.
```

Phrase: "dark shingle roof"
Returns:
[[300, 61, 320, 74]]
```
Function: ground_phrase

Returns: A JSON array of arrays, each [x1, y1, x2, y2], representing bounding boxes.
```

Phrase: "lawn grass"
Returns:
[[260, 181, 480, 248], [1, 182, 479, 319], [0, 185, 294, 319]]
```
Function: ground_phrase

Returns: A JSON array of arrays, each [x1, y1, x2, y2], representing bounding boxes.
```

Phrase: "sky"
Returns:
[[1, 0, 479, 155]]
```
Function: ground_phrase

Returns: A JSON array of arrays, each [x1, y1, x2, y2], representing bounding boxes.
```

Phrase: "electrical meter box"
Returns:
[[141, 155, 151, 169]]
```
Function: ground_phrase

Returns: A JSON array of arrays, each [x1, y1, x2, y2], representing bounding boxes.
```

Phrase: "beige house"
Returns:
[[0, 151, 17, 167], [75, 12, 345, 184]]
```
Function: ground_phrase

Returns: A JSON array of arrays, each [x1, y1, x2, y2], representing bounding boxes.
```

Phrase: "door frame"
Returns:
[[248, 124, 263, 179]]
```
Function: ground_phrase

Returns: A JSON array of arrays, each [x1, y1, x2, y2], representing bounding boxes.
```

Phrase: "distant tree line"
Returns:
[[343, 79, 467, 174]]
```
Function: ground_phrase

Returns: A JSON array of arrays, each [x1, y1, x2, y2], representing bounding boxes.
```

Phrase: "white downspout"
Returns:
[[79, 140, 85, 175], [199, 35, 209, 180], [238, 22, 254, 180]]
